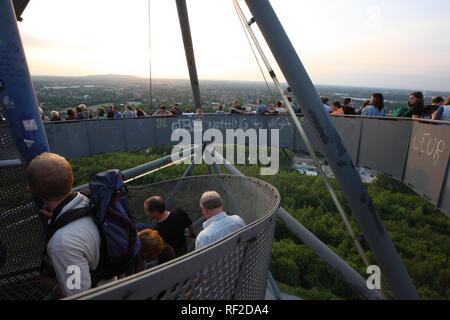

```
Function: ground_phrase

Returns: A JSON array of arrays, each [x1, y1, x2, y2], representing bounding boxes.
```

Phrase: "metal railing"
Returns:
[[45, 115, 450, 217]]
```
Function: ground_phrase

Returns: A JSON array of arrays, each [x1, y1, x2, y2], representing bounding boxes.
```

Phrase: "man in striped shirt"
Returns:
[[195, 191, 246, 250]]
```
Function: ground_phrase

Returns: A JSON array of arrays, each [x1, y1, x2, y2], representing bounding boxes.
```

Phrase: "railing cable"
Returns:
[[234, 2, 275, 103], [232, 0, 372, 270]]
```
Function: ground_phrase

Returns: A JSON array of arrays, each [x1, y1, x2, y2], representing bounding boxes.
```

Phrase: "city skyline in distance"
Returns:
[[31, 73, 450, 96]]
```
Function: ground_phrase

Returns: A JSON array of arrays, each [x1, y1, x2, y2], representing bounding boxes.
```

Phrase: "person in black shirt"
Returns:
[[423, 96, 444, 118], [408, 91, 425, 119], [230, 99, 248, 114], [144, 196, 194, 257], [107, 106, 114, 119], [342, 98, 356, 115]]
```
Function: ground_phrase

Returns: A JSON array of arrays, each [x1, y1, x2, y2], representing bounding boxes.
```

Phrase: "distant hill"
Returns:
[[82, 74, 145, 82], [32, 74, 147, 84]]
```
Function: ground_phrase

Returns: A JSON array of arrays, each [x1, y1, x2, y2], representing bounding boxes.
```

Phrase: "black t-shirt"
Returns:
[[410, 103, 424, 117], [156, 208, 192, 257], [342, 105, 356, 115], [230, 106, 245, 113], [423, 104, 438, 116]]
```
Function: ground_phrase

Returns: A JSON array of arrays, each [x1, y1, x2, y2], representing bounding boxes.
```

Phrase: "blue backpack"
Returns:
[[89, 169, 141, 281]]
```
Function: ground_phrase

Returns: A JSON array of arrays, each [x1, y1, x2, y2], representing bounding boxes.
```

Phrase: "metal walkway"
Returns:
[[1, 116, 281, 300]]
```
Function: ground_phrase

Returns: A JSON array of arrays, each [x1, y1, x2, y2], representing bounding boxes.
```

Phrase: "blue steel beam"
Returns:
[[175, 0, 202, 109], [0, 0, 50, 164], [244, 0, 418, 299]]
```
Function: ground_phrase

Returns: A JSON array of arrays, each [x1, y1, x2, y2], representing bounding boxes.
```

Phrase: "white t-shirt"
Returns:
[[47, 193, 101, 297], [123, 110, 136, 118]]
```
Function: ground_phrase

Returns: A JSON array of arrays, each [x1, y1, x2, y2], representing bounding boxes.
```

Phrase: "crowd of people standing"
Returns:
[[320, 92, 450, 121], [38, 91, 450, 123]]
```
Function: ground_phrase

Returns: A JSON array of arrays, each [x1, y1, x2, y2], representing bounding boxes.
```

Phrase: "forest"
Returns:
[[70, 147, 450, 300]]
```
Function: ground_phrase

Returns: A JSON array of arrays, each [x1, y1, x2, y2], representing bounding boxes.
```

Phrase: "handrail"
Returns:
[[44, 113, 450, 125], [51, 115, 450, 218], [0, 159, 23, 169], [73, 145, 201, 191], [331, 114, 450, 125]]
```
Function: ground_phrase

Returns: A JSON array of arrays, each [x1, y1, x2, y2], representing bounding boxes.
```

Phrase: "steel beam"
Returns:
[[74, 146, 199, 191], [0, 0, 50, 164], [244, 0, 418, 299], [175, 0, 202, 109]]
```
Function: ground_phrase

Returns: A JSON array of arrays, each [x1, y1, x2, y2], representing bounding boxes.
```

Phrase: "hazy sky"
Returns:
[[18, 0, 450, 91]]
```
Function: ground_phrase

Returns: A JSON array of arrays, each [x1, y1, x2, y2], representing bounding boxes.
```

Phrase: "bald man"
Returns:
[[144, 195, 194, 257], [195, 191, 245, 250], [27, 152, 100, 298]]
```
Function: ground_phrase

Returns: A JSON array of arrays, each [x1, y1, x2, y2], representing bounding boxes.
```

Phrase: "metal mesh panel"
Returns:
[[71, 175, 280, 300], [127, 175, 280, 224], [235, 219, 275, 299], [0, 121, 47, 300], [0, 119, 20, 160], [155, 242, 247, 300]]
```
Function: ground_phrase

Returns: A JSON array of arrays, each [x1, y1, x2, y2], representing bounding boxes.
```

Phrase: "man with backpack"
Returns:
[[27, 153, 140, 298], [27, 153, 101, 298]]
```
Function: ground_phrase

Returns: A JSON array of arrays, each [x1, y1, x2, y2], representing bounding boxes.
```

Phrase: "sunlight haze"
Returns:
[[17, 0, 450, 91]]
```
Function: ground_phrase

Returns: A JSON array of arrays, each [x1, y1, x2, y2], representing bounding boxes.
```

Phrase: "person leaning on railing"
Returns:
[[152, 105, 173, 117], [432, 96, 450, 121], [330, 101, 344, 115], [361, 93, 386, 117], [96, 107, 108, 120], [230, 99, 248, 115], [424, 96, 444, 118], [408, 91, 425, 119]]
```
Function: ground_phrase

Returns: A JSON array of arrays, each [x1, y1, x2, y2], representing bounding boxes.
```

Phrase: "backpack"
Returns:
[[88, 169, 141, 281], [392, 107, 411, 117], [42, 170, 141, 285]]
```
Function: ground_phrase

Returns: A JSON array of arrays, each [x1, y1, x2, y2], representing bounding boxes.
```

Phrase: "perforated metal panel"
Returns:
[[0, 120, 47, 300], [71, 175, 280, 300], [0, 119, 20, 160]]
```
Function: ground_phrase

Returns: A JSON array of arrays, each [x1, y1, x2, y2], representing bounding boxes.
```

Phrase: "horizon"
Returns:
[[31, 73, 450, 95]]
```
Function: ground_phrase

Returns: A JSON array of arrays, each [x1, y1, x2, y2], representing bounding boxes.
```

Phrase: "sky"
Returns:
[[17, 0, 450, 91]]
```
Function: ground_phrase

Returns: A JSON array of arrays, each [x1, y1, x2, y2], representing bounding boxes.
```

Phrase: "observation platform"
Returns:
[[44, 114, 450, 217]]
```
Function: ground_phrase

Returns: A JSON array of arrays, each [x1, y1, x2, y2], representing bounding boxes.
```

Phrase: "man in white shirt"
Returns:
[[27, 152, 101, 298], [195, 191, 245, 250]]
